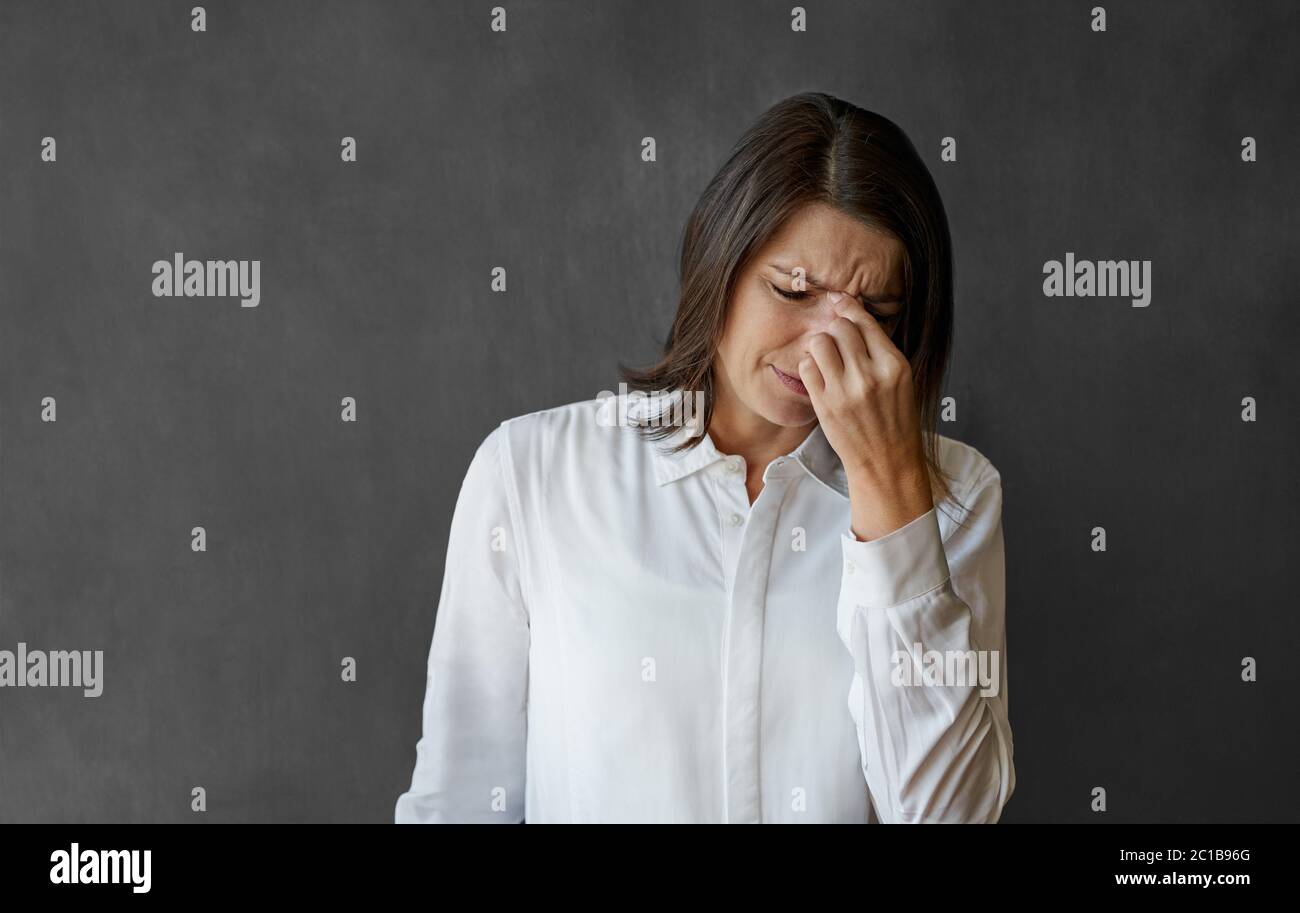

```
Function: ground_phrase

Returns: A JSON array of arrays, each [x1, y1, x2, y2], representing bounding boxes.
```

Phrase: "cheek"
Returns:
[[729, 299, 805, 359], [717, 294, 763, 362]]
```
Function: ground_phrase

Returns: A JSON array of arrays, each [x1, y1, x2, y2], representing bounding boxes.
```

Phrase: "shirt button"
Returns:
[[845, 560, 855, 574], [730, 513, 744, 527], [727, 457, 744, 474]]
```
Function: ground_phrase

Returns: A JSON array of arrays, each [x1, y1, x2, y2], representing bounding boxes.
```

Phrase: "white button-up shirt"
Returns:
[[395, 394, 1015, 823]]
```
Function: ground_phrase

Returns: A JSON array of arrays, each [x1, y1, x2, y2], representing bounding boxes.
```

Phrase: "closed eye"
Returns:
[[770, 281, 811, 302], [768, 280, 897, 322]]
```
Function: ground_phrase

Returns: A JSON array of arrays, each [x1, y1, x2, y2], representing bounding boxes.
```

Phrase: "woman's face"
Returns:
[[714, 202, 908, 429]]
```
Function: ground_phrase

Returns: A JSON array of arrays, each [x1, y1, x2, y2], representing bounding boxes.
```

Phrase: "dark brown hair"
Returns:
[[621, 91, 969, 522]]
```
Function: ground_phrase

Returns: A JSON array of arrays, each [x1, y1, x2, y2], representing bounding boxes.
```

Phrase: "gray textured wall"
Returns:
[[1, 0, 1296, 822]]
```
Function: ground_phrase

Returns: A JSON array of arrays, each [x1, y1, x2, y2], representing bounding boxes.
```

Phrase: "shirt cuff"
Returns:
[[839, 508, 951, 608]]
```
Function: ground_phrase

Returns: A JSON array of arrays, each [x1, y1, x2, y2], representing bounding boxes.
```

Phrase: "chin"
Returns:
[[757, 395, 817, 427]]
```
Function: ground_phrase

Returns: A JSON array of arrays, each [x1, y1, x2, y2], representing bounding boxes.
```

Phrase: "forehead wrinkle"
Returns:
[[771, 255, 901, 299]]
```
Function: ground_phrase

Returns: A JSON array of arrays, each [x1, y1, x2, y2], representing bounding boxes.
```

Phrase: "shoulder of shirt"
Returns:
[[929, 431, 1001, 508], [487, 395, 642, 472], [496, 396, 605, 430], [494, 396, 613, 441]]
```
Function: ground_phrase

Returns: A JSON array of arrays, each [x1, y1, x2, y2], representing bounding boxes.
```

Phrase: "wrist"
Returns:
[[844, 460, 930, 502], [846, 467, 934, 542]]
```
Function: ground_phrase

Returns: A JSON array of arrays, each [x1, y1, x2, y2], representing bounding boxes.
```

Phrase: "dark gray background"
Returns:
[[1, 0, 1296, 823]]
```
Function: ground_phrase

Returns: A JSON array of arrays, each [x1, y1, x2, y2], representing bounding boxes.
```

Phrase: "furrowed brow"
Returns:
[[770, 264, 827, 288], [770, 264, 901, 306]]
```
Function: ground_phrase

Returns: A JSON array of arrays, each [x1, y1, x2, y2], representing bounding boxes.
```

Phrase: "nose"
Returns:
[[798, 290, 849, 342]]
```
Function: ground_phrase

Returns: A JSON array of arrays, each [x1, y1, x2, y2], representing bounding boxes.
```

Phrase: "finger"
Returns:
[[825, 313, 869, 381], [830, 293, 897, 366], [806, 332, 844, 394], [797, 354, 825, 399]]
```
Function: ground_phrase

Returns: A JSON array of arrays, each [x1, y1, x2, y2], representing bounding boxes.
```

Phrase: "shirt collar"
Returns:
[[650, 416, 849, 500]]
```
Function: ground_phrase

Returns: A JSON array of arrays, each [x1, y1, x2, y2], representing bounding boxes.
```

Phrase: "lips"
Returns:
[[771, 364, 809, 397]]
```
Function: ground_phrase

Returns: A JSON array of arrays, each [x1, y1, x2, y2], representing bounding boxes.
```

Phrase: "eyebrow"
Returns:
[[768, 265, 902, 306]]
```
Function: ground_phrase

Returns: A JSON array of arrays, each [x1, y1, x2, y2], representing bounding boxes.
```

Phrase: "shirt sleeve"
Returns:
[[836, 461, 1016, 823], [394, 425, 530, 823]]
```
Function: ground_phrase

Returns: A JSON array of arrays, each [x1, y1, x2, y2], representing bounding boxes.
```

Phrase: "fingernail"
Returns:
[[826, 291, 845, 305]]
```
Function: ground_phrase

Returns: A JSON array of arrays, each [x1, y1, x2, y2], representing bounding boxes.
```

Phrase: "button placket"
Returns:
[[713, 457, 749, 600], [719, 473, 791, 824]]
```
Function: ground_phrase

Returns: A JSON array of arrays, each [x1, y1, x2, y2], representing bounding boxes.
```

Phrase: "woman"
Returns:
[[395, 92, 1015, 824]]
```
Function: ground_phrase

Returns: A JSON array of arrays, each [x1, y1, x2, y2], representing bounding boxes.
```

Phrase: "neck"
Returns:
[[706, 375, 816, 469]]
